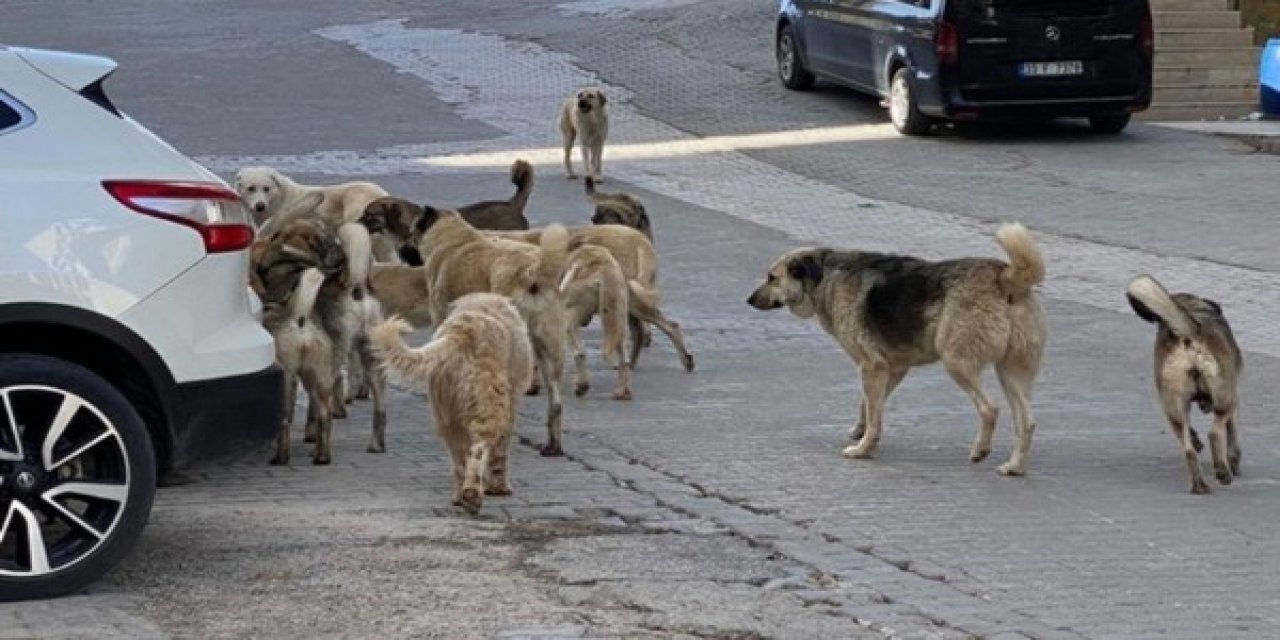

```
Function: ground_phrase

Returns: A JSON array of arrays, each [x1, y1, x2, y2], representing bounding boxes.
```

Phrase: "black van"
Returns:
[[776, 0, 1153, 134]]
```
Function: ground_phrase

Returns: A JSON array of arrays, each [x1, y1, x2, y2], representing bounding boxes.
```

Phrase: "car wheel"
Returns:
[[1088, 114, 1131, 134], [0, 354, 156, 602], [777, 25, 816, 91], [888, 67, 932, 136]]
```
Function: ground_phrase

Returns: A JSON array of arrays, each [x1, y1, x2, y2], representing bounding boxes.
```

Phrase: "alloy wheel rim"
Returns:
[[0, 386, 130, 577], [890, 75, 910, 128], [779, 34, 795, 81]]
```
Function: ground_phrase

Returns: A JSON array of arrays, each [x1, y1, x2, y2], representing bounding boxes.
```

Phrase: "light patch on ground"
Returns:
[[556, 0, 708, 18], [204, 20, 1280, 358]]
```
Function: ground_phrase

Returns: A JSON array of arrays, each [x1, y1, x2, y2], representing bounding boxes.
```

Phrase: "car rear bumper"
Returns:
[[171, 363, 282, 467], [925, 86, 1150, 120]]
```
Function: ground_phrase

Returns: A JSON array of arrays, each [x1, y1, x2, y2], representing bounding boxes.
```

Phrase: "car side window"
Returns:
[[896, 0, 931, 7], [0, 91, 34, 135]]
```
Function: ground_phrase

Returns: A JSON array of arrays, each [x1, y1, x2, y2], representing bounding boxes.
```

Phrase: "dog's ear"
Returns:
[[598, 91, 607, 105], [415, 205, 442, 234], [1126, 293, 1161, 325], [635, 209, 651, 234], [787, 254, 824, 288], [1203, 297, 1223, 316], [398, 245, 424, 267], [268, 171, 283, 193]]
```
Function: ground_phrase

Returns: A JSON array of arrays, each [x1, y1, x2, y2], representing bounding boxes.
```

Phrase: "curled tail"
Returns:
[[509, 159, 534, 214], [531, 224, 571, 296], [370, 316, 450, 384], [290, 268, 326, 325], [995, 222, 1045, 298], [1127, 275, 1198, 339], [562, 246, 628, 365], [338, 222, 374, 301]]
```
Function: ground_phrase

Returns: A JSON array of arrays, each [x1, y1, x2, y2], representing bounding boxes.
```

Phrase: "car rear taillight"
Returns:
[[937, 22, 959, 65], [102, 180, 255, 253], [1139, 11, 1154, 58]]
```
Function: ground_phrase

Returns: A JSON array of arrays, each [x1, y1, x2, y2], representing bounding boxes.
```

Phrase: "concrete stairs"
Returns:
[[1143, 0, 1260, 121]]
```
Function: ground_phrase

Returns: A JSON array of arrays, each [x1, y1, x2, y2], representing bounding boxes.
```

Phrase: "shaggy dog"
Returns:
[[1127, 274, 1243, 494], [559, 87, 609, 181], [261, 268, 336, 465], [586, 177, 651, 242], [373, 294, 533, 515], [747, 223, 1046, 476]]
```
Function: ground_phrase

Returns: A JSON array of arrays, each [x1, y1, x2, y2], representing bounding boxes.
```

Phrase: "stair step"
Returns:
[[1157, 47, 1260, 66], [1157, 28, 1254, 48], [1154, 83, 1259, 102], [1156, 65, 1258, 85], [1153, 11, 1242, 29], [1137, 101, 1257, 121], [1151, 0, 1234, 11]]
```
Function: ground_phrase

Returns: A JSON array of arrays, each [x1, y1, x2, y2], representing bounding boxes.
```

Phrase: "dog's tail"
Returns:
[[289, 268, 326, 325], [337, 222, 374, 301], [509, 160, 535, 214], [995, 222, 1045, 299], [561, 246, 628, 365], [371, 316, 450, 384], [1126, 275, 1198, 339], [531, 224, 571, 296]]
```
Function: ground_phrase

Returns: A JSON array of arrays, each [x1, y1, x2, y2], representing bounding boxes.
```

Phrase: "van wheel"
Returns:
[[0, 354, 156, 602], [777, 25, 815, 91], [1088, 114, 1131, 134], [888, 68, 932, 135]]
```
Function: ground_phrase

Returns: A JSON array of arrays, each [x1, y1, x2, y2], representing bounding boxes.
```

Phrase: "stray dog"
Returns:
[[1127, 275, 1243, 494], [398, 208, 573, 456], [747, 223, 1047, 476], [495, 225, 694, 374], [251, 218, 387, 463], [372, 294, 533, 515], [261, 267, 336, 466], [235, 166, 400, 263], [370, 263, 433, 328], [559, 87, 609, 181], [559, 244, 632, 399], [586, 177, 651, 242]]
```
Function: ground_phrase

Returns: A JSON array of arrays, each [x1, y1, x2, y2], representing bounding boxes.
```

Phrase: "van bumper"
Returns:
[[928, 92, 1151, 121]]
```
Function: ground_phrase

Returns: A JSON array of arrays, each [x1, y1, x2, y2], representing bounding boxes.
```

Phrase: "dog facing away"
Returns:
[[559, 244, 632, 400], [261, 268, 336, 466], [372, 294, 534, 515], [369, 263, 433, 328], [1127, 275, 1243, 494], [559, 87, 609, 181], [747, 223, 1047, 476], [586, 177, 651, 242]]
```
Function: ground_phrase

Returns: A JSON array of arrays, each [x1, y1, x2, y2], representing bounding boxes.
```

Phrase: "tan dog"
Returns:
[[1127, 275, 1243, 494], [409, 209, 573, 456], [372, 294, 533, 515], [370, 263, 433, 328], [559, 244, 631, 400], [261, 268, 337, 466], [559, 87, 609, 181], [495, 225, 694, 374], [747, 223, 1047, 476]]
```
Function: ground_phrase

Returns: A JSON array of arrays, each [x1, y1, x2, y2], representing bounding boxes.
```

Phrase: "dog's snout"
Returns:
[[577, 99, 592, 112], [253, 202, 267, 213], [747, 291, 759, 307], [361, 214, 386, 233], [590, 213, 603, 224]]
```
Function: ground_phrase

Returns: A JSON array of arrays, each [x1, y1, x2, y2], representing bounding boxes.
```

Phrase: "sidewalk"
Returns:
[[1152, 118, 1280, 154]]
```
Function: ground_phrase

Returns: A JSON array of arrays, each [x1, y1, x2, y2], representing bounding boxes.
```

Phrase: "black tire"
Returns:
[[888, 67, 933, 136], [777, 24, 816, 91], [0, 354, 156, 602], [1089, 114, 1131, 134]]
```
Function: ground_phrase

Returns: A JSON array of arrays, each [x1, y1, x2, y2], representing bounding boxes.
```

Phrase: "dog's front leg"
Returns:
[[842, 365, 907, 459], [1209, 409, 1234, 486], [1166, 408, 1209, 494]]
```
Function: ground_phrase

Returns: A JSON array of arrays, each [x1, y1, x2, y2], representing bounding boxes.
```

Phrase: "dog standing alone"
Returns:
[[373, 294, 533, 515], [559, 88, 609, 182], [747, 223, 1046, 476], [1127, 275, 1243, 494]]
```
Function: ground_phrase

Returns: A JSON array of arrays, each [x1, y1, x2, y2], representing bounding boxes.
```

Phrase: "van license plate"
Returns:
[[1019, 61, 1084, 77]]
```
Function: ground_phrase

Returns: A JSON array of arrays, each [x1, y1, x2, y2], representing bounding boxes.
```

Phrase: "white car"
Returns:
[[0, 46, 282, 600]]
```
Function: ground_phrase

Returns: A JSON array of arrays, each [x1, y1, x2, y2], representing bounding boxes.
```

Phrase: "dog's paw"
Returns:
[[312, 455, 331, 466], [841, 445, 874, 460], [682, 354, 695, 373], [332, 406, 348, 419], [1230, 453, 1242, 476], [612, 387, 633, 401], [575, 381, 590, 397], [565, 173, 579, 181], [1215, 467, 1233, 485], [1191, 479, 1212, 494], [355, 388, 371, 401], [969, 448, 992, 464], [485, 484, 512, 496], [996, 461, 1025, 477], [540, 442, 565, 457], [849, 425, 866, 441], [268, 454, 289, 466], [458, 487, 483, 515], [526, 384, 542, 397], [366, 444, 386, 454], [303, 434, 318, 444]]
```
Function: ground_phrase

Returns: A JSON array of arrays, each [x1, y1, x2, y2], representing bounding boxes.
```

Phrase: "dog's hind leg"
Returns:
[[1227, 413, 1242, 475], [995, 361, 1038, 476], [486, 432, 513, 496], [567, 324, 591, 397], [270, 371, 299, 465], [301, 369, 334, 465], [944, 359, 999, 465], [1209, 409, 1234, 486], [629, 291, 694, 372], [842, 365, 908, 459], [627, 315, 647, 368], [533, 334, 566, 457], [459, 439, 492, 515], [361, 343, 387, 454]]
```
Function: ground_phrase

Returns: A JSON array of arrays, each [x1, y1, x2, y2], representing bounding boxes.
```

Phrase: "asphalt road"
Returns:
[[4, 1, 1280, 638]]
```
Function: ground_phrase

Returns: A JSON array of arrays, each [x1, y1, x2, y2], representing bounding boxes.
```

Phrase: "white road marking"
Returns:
[[199, 20, 1280, 357]]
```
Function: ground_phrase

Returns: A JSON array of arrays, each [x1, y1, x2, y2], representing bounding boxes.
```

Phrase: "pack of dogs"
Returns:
[[238, 88, 1245, 513]]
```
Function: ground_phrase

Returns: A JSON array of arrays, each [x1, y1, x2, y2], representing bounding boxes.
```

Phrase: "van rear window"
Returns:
[[959, 0, 1126, 20]]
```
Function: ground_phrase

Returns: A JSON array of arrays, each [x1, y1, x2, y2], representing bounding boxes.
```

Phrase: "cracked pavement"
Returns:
[[5, 1, 1280, 638]]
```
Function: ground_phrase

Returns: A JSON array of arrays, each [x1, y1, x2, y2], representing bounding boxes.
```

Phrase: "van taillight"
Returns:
[[1140, 12, 1154, 58], [103, 180, 255, 253], [937, 22, 959, 65]]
